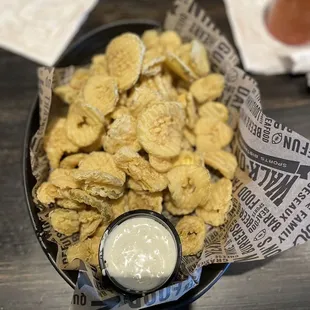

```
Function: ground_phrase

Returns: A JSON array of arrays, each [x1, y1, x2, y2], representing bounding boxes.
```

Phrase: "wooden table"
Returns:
[[1, 0, 310, 309]]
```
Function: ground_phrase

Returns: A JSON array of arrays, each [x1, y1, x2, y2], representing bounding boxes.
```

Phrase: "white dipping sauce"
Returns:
[[103, 217, 177, 292]]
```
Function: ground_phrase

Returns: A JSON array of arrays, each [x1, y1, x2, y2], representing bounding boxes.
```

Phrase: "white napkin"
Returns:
[[223, 0, 310, 75], [0, 0, 98, 66]]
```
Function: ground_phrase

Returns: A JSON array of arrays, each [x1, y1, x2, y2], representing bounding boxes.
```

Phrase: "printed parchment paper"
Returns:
[[30, 0, 310, 308]]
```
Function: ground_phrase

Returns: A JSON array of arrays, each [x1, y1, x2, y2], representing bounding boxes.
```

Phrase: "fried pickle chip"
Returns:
[[178, 43, 191, 64], [44, 118, 79, 169], [204, 151, 237, 179], [198, 102, 229, 122], [90, 54, 108, 76], [67, 236, 101, 266], [195, 208, 227, 226], [73, 170, 123, 188], [159, 31, 182, 51], [190, 74, 225, 103], [127, 178, 144, 191], [181, 136, 194, 152], [80, 218, 102, 242], [76, 152, 126, 186], [167, 165, 211, 209], [151, 74, 178, 101], [106, 33, 145, 91], [37, 182, 61, 204], [111, 194, 128, 219], [142, 48, 165, 76], [195, 118, 234, 152], [177, 93, 188, 109], [142, 29, 160, 49], [81, 131, 104, 153], [183, 128, 196, 146], [189, 39, 210, 77], [79, 209, 103, 241], [49, 209, 80, 236], [91, 54, 107, 66], [56, 199, 87, 210], [128, 190, 163, 213], [103, 115, 140, 154], [48, 168, 80, 189], [164, 200, 196, 216], [79, 209, 102, 224], [60, 188, 112, 221], [53, 84, 77, 105], [82, 183, 124, 200], [137, 101, 185, 158], [83, 76, 119, 116], [184, 92, 198, 129], [128, 85, 163, 117], [93, 222, 108, 238], [70, 68, 90, 90], [172, 151, 204, 168], [66, 103, 104, 148], [201, 178, 232, 213], [141, 75, 175, 101], [176, 216, 206, 255], [165, 52, 197, 82], [148, 154, 173, 173], [60, 153, 87, 169], [114, 147, 168, 192], [110, 106, 130, 120]]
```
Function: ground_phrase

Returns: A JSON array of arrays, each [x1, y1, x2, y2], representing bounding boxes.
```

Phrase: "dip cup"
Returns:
[[98, 210, 182, 295]]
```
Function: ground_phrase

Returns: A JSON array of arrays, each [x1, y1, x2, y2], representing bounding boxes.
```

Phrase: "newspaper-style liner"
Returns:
[[29, 0, 310, 308]]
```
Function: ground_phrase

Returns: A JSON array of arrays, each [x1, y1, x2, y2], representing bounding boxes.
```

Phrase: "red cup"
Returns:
[[266, 0, 310, 45]]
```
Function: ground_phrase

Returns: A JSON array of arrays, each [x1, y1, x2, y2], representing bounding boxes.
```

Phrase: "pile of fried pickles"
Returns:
[[36, 30, 237, 267]]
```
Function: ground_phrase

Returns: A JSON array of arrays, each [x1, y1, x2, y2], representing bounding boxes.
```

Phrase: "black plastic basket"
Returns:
[[22, 20, 230, 309]]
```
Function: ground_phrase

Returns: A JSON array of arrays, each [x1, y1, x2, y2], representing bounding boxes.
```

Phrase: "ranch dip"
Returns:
[[103, 216, 178, 292]]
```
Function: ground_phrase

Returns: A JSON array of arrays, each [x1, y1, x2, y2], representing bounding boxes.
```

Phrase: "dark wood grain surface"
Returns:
[[1, 0, 310, 309]]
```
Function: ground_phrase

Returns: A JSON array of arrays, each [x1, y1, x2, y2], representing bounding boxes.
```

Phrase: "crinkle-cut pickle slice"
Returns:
[[60, 188, 113, 222], [195, 207, 227, 227], [48, 168, 80, 189], [106, 33, 145, 91], [83, 75, 119, 116], [142, 29, 160, 49], [53, 84, 77, 105], [176, 215, 206, 256], [66, 103, 104, 148], [198, 101, 229, 122], [137, 101, 185, 158], [128, 190, 163, 214], [189, 39, 210, 77], [204, 150, 237, 180], [190, 74, 225, 103], [165, 200, 196, 216], [128, 85, 162, 118], [148, 154, 173, 173], [49, 208, 80, 236], [67, 236, 101, 266], [194, 118, 234, 149], [78, 151, 126, 186], [113, 147, 168, 192], [201, 178, 232, 213], [70, 68, 89, 90], [103, 115, 140, 154], [165, 52, 198, 82], [167, 165, 211, 209], [44, 118, 79, 169], [159, 31, 182, 51], [60, 153, 87, 169], [36, 182, 61, 204]]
